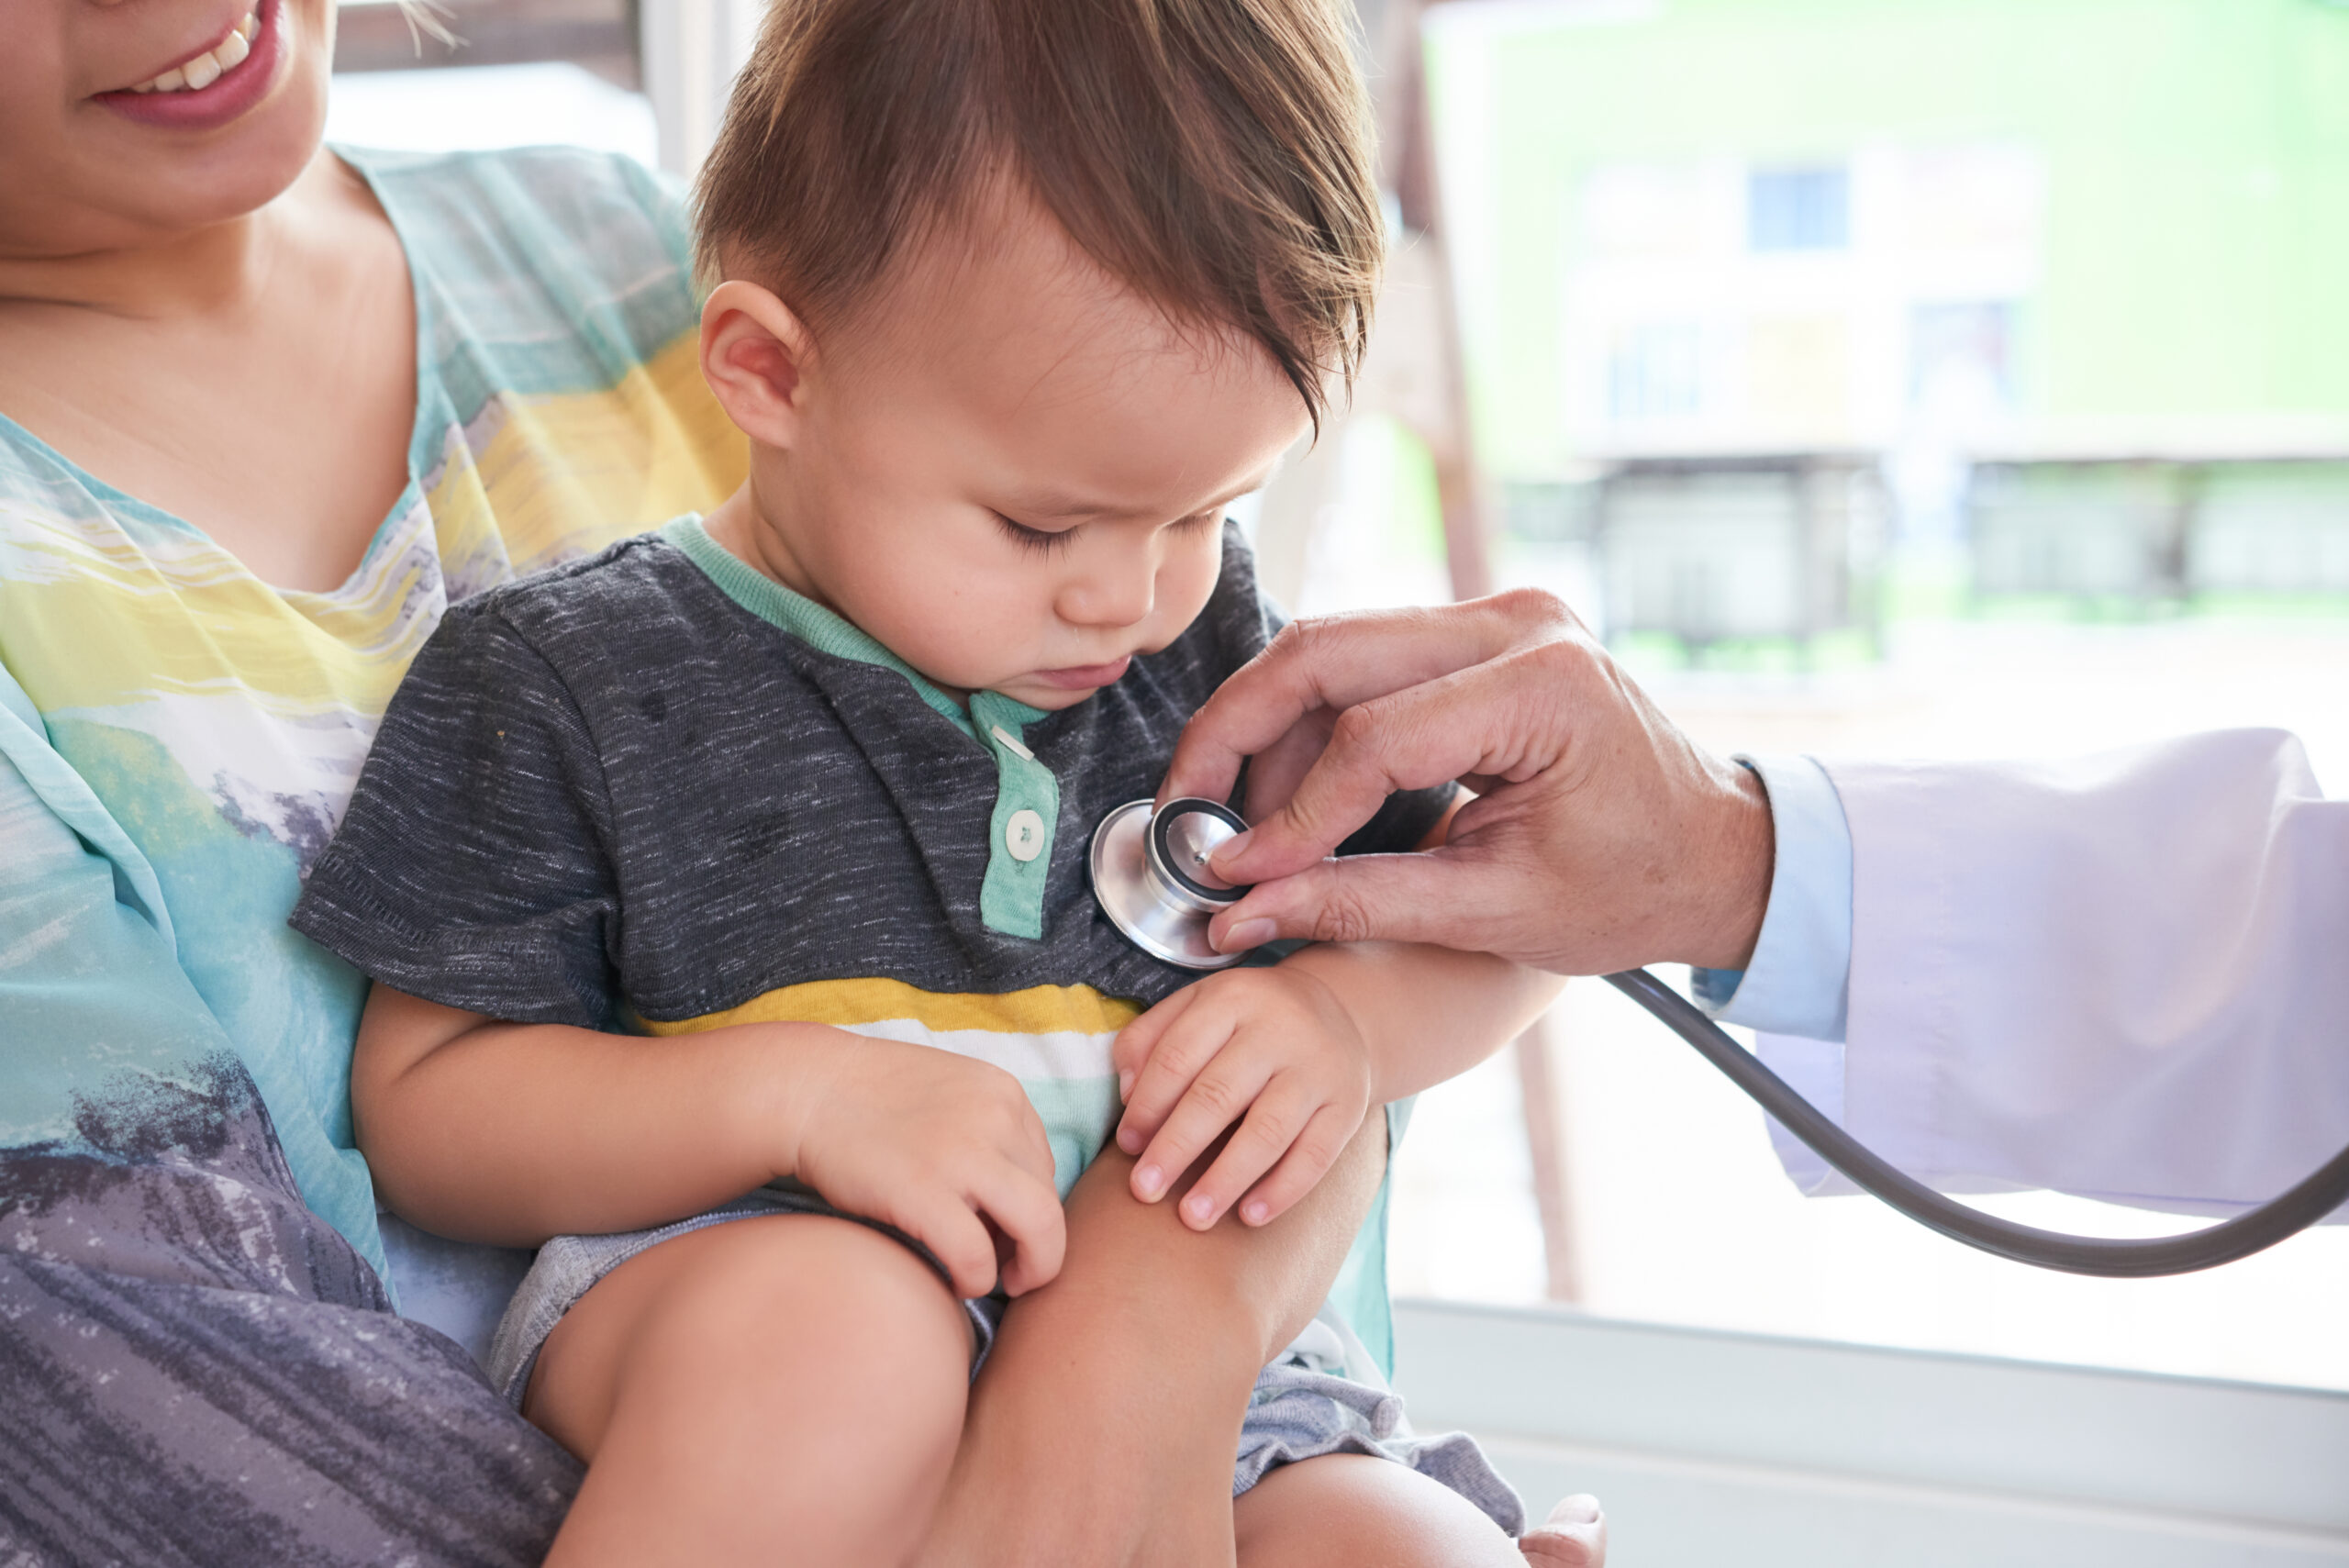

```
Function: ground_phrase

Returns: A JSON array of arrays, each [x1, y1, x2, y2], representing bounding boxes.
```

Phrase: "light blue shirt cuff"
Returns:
[[1688, 753, 1852, 1041]]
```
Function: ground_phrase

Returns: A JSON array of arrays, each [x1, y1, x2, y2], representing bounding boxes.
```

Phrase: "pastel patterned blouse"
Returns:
[[0, 145, 745, 1287]]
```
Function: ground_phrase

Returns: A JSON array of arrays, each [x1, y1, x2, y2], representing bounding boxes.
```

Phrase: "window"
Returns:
[[1747, 164, 1850, 251], [1608, 321, 1707, 421]]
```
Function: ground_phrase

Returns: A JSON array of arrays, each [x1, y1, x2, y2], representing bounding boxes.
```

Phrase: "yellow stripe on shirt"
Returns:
[[641, 976, 1144, 1039]]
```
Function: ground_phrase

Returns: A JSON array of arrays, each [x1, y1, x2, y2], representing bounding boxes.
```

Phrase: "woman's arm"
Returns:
[[354, 986, 1066, 1296], [0, 675, 584, 1562], [915, 1119, 1390, 1568]]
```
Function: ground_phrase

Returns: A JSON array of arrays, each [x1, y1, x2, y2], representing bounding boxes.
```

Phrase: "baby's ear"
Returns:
[[698, 279, 818, 448]]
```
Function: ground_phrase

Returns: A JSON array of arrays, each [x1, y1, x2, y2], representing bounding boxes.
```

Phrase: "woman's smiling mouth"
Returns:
[[125, 8, 257, 94], [95, 1, 284, 130]]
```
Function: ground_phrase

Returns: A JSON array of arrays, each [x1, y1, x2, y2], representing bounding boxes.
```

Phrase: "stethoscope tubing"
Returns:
[[1607, 967, 2349, 1277]]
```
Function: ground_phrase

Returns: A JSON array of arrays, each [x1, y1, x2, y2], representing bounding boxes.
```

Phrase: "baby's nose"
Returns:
[[1059, 572, 1155, 628]]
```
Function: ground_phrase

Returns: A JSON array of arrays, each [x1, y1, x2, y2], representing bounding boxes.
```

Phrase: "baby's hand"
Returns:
[[1111, 965, 1375, 1231], [790, 1037, 1065, 1297]]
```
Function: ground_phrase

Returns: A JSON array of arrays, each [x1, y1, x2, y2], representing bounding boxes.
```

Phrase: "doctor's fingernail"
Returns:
[[1208, 830, 1251, 870], [1218, 918, 1275, 952], [1135, 1163, 1164, 1199]]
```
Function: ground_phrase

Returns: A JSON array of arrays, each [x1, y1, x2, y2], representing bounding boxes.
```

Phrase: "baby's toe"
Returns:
[[1518, 1494, 1606, 1568]]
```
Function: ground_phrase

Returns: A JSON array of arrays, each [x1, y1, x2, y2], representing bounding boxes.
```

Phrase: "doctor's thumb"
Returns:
[[1207, 850, 1476, 953]]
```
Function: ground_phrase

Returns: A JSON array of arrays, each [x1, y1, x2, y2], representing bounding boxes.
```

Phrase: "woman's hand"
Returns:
[[1160, 590, 1775, 975], [1111, 965, 1375, 1231], [790, 1038, 1066, 1297]]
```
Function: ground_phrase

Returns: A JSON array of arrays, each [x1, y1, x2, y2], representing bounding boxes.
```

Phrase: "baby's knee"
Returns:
[[622, 1216, 974, 1452], [746, 1217, 973, 1373], [1234, 1454, 1526, 1568], [677, 1216, 964, 1361]]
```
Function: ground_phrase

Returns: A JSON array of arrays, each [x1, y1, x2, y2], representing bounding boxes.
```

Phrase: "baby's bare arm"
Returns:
[[1112, 940, 1561, 1231], [352, 986, 832, 1246], [352, 988, 1065, 1296], [915, 1124, 1389, 1568], [1283, 938, 1564, 1105]]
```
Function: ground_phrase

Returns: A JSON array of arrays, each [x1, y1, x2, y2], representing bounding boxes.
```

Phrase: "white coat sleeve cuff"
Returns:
[[1690, 753, 1853, 1041]]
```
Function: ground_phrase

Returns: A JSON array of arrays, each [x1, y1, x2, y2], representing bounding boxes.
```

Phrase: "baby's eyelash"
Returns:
[[995, 512, 1077, 557]]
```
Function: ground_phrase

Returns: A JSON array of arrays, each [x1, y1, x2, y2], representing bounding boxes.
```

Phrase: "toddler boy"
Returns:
[[293, 0, 1572, 1562]]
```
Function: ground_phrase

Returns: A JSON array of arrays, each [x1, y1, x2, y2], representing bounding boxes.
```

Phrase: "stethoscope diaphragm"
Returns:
[[1089, 796, 1249, 970]]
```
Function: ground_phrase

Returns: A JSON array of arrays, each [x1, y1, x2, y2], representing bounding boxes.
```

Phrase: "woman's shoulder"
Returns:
[[340, 142, 689, 256], [339, 144, 701, 374]]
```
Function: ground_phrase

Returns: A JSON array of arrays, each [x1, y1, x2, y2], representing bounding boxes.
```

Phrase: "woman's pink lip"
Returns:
[[1033, 655, 1132, 690], [94, 0, 282, 133]]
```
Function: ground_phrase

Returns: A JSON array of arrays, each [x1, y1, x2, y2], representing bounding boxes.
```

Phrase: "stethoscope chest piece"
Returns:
[[1089, 796, 1249, 970]]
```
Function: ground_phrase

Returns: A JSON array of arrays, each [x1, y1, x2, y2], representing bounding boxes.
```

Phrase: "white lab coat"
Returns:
[[1764, 728, 2349, 1219]]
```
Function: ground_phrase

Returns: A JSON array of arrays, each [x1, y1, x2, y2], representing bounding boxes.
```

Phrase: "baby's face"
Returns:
[[702, 192, 1312, 712]]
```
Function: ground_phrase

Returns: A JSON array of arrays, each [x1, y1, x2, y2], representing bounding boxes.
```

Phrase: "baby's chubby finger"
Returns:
[[996, 1092, 1063, 1190], [1133, 1049, 1277, 1214], [900, 1194, 1009, 1299], [1111, 984, 1198, 1106], [1229, 1102, 1359, 1227], [1114, 989, 1230, 1164], [1172, 1079, 1320, 1229], [974, 1162, 1067, 1296]]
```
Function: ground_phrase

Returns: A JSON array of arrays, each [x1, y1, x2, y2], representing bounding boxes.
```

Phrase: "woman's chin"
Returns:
[[66, 0, 333, 244], [75, 76, 329, 242]]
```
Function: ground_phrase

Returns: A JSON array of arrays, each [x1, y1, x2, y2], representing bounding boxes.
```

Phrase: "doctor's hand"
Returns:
[[1161, 589, 1775, 975]]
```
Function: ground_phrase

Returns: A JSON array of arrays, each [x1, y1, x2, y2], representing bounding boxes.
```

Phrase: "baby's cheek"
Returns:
[[1155, 535, 1227, 638], [861, 565, 1043, 685]]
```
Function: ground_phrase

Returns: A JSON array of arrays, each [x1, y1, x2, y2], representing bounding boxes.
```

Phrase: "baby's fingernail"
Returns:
[[1241, 1200, 1269, 1225], [1217, 918, 1275, 952], [1118, 1070, 1134, 1102], [1184, 1193, 1215, 1225], [1135, 1163, 1164, 1200], [1116, 1124, 1142, 1154]]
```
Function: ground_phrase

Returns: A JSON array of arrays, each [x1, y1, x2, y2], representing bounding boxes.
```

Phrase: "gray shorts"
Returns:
[[486, 1189, 1524, 1535]]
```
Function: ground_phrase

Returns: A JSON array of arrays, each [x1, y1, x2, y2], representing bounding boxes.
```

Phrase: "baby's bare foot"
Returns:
[[1519, 1494, 1606, 1568]]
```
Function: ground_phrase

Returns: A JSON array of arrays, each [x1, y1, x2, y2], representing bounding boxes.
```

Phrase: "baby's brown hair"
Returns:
[[693, 0, 1381, 424]]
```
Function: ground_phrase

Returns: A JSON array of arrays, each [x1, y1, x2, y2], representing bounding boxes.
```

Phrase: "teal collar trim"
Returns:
[[662, 515, 976, 736], [663, 514, 1062, 941]]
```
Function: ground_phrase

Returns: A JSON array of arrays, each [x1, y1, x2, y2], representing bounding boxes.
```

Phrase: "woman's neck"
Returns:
[[0, 150, 340, 321]]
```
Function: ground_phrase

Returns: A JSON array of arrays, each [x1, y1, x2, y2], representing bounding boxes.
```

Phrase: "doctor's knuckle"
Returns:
[[1327, 703, 1392, 769], [1310, 884, 1376, 944]]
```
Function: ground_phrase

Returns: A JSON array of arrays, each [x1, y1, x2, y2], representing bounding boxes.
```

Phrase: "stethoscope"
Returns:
[[1093, 796, 2349, 1279]]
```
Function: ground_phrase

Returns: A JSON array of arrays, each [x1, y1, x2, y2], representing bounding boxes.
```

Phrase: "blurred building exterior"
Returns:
[[1425, 0, 2349, 651]]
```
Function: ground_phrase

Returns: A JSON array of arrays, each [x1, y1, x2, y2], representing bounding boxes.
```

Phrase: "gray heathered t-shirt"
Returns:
[[291, 515, 1452, 1359]]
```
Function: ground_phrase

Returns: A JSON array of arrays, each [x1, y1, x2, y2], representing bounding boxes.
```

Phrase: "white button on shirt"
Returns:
[[1005, 807, 1046, 862]]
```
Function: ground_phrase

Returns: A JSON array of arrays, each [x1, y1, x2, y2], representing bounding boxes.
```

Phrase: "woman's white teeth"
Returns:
[[128, 10, 257, 93]]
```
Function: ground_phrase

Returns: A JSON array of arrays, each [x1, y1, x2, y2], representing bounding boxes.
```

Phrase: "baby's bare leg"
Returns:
[[532, 1215, 973, 1568], [914, 1122, 1390, 1568], [1232, 1452, 1529, 1568]]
